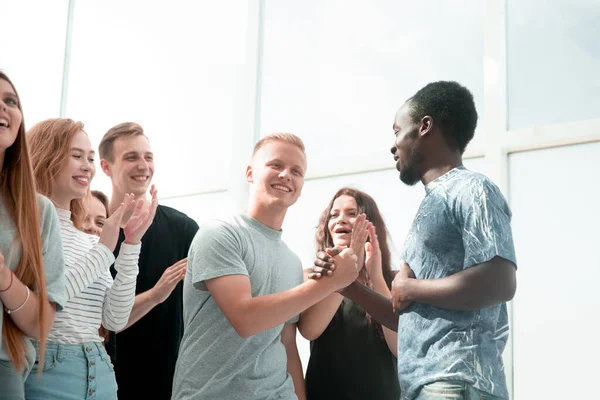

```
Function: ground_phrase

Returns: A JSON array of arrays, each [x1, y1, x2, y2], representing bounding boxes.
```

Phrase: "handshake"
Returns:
[[307, 246, 359, 293]]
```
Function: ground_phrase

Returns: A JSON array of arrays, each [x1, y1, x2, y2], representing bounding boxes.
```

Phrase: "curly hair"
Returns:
[[407, 80, 478, 154]]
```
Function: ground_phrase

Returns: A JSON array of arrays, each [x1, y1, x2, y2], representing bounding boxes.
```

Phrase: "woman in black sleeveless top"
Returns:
[[301, 188, 400, 400]]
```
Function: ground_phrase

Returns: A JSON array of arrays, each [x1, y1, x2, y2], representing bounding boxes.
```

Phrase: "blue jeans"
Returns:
[[0, 359, 25, 400], [415, 381, 506, 400], [24, 342, 117, 400]]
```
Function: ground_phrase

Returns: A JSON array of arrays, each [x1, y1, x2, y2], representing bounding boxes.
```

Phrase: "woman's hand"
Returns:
[[364, 224, 383, 280], [123, 186, 159, 245], [99, 193, 136, 251], [350, 214, 369, 272]]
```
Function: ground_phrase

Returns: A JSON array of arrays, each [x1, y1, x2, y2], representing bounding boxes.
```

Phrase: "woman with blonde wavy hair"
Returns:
[[24, 118, 158, 400], [0, 72, 66, 399]]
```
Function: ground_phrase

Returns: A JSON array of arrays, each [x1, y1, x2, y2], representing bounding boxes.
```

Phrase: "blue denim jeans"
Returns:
[[24, 342, 117, 400], [415, 380, 506, 400], [0, 359, 25, 400]]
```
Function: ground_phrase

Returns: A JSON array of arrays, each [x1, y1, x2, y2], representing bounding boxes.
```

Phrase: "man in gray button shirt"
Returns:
[[390, 81, 517, 400]]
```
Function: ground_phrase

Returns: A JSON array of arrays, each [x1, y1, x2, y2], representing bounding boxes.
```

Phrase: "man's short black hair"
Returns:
[[407, 81, 478, 154]]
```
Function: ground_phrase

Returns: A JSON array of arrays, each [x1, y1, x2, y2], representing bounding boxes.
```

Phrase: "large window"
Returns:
[[1, 1, 69, 125], [65, 0, 249, 197], [507, 0, 600, 129], [509, 142, 600, 399], [260, 0, 485, 178]]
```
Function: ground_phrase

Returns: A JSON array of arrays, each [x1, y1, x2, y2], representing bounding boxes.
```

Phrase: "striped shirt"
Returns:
[[47, 208, 140, 344]]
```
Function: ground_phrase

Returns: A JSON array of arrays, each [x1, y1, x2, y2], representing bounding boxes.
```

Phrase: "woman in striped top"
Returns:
[[24, 118, 157, 400]]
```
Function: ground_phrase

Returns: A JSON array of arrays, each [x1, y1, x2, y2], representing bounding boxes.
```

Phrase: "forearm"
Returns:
[[230, 278, 340, 338], [286, 340, 306, 400], [102, 274, 137, 331], [102, 244, 140, 331], [64, 243, 115, 301], [342, 281, 398, 332], [371, 274, 398, 355], [405, 260, 517, 310], [119, 290, 158, 331], [0, 269, 56, 339], [298, 292, 343, 340], [281, 323, 306, 400]]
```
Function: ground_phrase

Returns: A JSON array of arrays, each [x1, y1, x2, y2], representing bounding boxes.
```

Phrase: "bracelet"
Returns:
[[5, 286, 30, 315], [0, 270, 14, 292]]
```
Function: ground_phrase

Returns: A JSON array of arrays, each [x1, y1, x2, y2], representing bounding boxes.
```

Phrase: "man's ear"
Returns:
[[100, 159, 112, 177], [419, 116, 434, 138], [245, 165, 253, 183]]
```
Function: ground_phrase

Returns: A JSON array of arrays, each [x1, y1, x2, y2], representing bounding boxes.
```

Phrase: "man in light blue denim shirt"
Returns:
[[390, 81, 517, 400]]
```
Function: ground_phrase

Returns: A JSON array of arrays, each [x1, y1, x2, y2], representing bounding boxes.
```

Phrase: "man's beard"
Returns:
[[398, 131, 423, 186], [399, 160, 421, 186]]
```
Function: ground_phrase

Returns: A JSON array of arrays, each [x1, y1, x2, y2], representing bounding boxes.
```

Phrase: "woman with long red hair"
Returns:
[[0, 72, 66, 399], [24, 118, 157, 400]]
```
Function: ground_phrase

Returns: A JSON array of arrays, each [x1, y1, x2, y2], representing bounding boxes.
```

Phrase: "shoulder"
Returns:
[[192, 215, 245, 244], [157, 204, 199, 230], [36, 193, 57, 216], [157, 204, 194, 223], [198, 215, 247, 238], [36, 194, 60, 232], [453, 169, 511, 218], [454, 169, 505, 202], [188, 215, 249, 258]]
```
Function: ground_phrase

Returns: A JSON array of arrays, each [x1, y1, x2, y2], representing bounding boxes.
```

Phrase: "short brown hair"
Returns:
[[252, 133, 305, 157], [99, 122, 145, 162]]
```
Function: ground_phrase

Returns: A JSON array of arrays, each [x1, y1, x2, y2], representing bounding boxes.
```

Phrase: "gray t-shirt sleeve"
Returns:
[[459, 179, 517, 269], [38, 196, 67, 310], [190, 220, 250, 291]]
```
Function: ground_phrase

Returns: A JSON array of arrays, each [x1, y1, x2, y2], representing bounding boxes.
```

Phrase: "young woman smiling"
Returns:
[[0, 72, 66, 400], [24, 118, 157, 400]]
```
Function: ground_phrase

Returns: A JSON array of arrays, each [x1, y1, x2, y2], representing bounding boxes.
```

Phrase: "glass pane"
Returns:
[[261, 0, 485, 176], [0, 0, 69, 124], [508, 142, 600, 399], [507, 0, 600, 129], [66, 0, 248, 197]]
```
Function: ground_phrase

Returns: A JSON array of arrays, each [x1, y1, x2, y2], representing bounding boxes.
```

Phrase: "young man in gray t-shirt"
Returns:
[[389, 81, 517, 400], [171, 133, 360, 400]]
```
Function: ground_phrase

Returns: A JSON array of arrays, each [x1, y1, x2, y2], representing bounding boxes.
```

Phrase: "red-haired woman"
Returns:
[[0, 72, 66, 399]]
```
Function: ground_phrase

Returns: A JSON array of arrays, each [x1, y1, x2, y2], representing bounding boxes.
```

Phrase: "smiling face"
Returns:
[[52, 130, 96, 209], [327, 195, 359, 248], [103, 135, 154, 198], [82, 195, 108, 236], [391, 102, 425, 186], [0, 78, 22, 161], [246, 140, 306, 210]]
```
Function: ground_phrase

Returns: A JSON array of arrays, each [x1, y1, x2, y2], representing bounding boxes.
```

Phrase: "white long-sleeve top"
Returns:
[[47, 208, 140, 344]]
